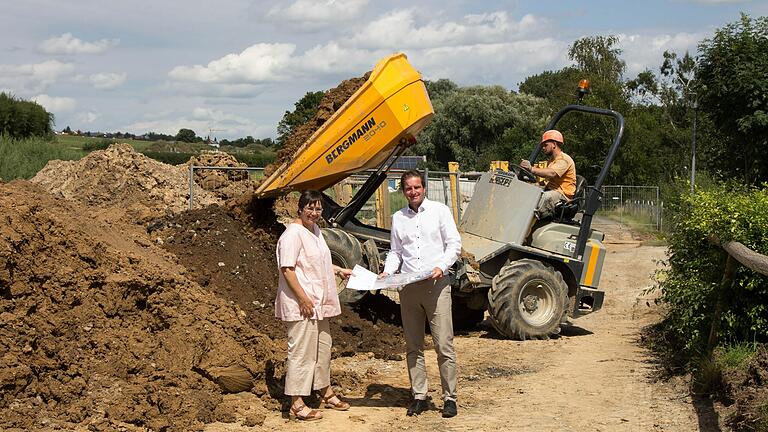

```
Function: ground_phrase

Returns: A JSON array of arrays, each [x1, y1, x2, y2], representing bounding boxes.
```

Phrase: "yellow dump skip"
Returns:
[[256, 53, 434, 197]]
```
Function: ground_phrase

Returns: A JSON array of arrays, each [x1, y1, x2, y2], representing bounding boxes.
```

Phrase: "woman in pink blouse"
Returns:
[[276, 190, 353, 421]]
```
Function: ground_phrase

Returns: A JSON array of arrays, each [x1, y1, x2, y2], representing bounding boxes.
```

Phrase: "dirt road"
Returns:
[[206, 220, 700, 432]]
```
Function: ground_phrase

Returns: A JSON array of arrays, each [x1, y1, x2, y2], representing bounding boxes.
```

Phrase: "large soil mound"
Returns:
[[31, 143, 219, 222], [188, 152, 255, 201], [0, 181, 281, 431], [151, 201, 405, 359]]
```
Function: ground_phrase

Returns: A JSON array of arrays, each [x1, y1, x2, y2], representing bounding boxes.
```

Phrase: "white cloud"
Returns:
[[0, 60, 75, 93], [415, 38, 567, 85], [38, 33, 119, 55], [352, 9, 542, 49], [77, 111, 101, 124], [190, 107, 251, 125], [294, 42, 379, 75], [31, 94, 76, 113], [267, 0, 370, 26], [169, 43, 296, 83], [88, 72, 127, 89], [124, 108, 268, 138], [618, 32, 704, 76]]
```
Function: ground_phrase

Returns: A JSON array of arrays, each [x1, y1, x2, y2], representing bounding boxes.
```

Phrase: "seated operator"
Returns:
[[520, 129, 576, 219]]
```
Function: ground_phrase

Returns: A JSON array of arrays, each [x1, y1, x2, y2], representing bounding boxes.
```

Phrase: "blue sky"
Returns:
[[1, 0, 765, 139]]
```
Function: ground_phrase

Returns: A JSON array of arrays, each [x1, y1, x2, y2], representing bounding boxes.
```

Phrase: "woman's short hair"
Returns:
[[298, 190, 323, 214], [399, 170, 424, 191]]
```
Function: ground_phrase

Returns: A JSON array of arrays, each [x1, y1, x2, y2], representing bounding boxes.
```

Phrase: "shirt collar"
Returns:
[[405, 197, 430, 215]]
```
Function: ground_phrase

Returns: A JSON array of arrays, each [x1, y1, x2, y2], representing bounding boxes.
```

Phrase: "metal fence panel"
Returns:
[[597, 185, 661, 230], [188, 166, 663, 231]]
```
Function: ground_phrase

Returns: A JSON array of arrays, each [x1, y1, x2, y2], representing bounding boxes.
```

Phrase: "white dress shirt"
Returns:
[[383, 198, 462, 275]]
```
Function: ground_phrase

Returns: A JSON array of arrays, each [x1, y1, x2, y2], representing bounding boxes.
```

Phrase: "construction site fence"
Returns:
[[187, 166, 663, 231]]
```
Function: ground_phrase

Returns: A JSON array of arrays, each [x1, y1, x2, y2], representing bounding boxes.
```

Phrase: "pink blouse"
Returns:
[[275, 222, 341, 321]]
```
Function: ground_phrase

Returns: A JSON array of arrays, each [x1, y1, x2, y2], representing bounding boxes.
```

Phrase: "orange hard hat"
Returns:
[[541, 130, 564, 145]]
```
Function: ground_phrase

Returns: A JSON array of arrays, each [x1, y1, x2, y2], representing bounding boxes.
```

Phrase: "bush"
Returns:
[[82, 139, 117, 152], [0, 135, 81, 180], [230, 152, 275, 167], [656, 183, 768, 364], [0, 93, 54, 138]]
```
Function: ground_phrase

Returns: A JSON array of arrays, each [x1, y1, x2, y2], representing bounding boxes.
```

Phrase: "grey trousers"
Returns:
[[536, 189, 567, 219], [399, 276, 457, 402], [284, 319, 331, 396]]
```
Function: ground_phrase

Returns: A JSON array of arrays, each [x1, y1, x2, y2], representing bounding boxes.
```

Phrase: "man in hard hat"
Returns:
[[520, 129, 576, 219]]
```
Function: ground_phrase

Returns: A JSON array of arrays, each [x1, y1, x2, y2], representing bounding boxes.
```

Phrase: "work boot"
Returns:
[[406, 399, 428, 416], [442, 400, 457, 418]]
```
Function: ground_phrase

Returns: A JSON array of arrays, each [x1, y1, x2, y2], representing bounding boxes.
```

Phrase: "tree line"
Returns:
[[276, 14, 767, 188]]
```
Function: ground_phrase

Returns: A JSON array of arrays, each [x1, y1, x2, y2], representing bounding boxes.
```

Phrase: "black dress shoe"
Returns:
[[442, 400, 457, 418], [406, 399, 428, 416]]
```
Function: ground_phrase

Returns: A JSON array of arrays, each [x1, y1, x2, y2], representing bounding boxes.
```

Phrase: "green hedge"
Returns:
[[230, 152, 275, 167], [657, 184, 768, 362]]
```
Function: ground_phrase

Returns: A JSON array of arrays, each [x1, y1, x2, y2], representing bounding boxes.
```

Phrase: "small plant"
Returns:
[[717, 342, 757, 370]]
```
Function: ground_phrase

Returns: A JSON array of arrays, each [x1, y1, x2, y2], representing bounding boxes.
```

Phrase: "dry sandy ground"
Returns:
[[206, 219, 701, 432]]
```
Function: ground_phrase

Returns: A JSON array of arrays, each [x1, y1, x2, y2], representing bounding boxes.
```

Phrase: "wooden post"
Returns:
[[375, 180, 391, 229], [448, 162, 460, 225], [332, 179, 352, 206], [706, 254, 736, 358]]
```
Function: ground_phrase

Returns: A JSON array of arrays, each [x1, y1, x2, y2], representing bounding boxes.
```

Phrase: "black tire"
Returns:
[[321, 228, 366, 305], [487, 259, 568, 340]]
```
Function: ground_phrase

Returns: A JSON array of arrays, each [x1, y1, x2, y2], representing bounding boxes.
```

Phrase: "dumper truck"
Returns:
[[256, 53, 625, 339]]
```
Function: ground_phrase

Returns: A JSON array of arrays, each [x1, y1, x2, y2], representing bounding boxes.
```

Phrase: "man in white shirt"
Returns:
[[380, 170, 462, 418]]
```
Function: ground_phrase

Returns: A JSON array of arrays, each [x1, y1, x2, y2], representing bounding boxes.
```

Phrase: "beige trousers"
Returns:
[[284, 319, 331, 396], [536, 189, 567, 219], [399, 276, 457, 402]]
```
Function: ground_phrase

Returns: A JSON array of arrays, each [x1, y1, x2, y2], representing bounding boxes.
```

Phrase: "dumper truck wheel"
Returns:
[[487, 259, 567, 340], [321, 228, 367, 305]]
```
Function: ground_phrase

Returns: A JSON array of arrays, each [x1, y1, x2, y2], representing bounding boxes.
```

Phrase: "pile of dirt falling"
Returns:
[[151, 196, 405, 360], [0, 181, 282, 431], [722, 344, 768, 431], [188, 152, 255, 200], [264, 72, 370, 178], [31, 143, 219, 223]]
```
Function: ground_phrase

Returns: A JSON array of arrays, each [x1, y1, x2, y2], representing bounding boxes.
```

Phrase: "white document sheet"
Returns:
[[345, 265, 433, 291], [345, 265, 378, 291]]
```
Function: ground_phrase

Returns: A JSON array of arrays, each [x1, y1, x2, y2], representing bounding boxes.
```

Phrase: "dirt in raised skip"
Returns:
[[264, 72, 370, 178], [0, 181, 281, 432]]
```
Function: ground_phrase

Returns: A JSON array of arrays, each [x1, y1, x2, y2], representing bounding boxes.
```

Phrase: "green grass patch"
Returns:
[[716, 342, 757, 370], [0, 135, 82, 180]]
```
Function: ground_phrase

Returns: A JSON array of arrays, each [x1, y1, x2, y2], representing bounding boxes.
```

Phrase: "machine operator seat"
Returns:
[[552, 175, 586, 223]]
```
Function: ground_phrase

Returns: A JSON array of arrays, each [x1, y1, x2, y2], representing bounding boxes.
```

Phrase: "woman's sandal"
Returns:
[[290, 403, 323, 421], [321, 392, 351, 411]]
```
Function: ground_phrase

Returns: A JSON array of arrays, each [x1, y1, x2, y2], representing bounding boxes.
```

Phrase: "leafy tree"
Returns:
[[696, 13, 768, 185], [519, 36, 632, 183], [413, 82, 549, 170], [277, 91, 324, 146], [175, 128, 197, 143], [0, 92, 55, 138]]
